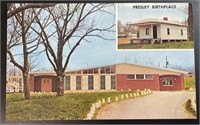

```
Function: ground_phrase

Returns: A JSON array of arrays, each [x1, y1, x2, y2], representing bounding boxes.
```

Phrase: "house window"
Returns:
[[65, 76, 70, 90], [110, 66, 115, 74], [100, 67, 106, 74], [127, 74, 135, 79], [88, 69, 94, 74], [106, 66, 111, 74], [136, 74, 144, 79], [181, 29, 183, 36], [94, 68, 99, 74], [111, 75, 116, 89], [83, 70, 87, 74], [100, 76, 106, 90], [145, 74, 153, 80], [162, 78, 173, 86], [167, 28, 170, 35], [146, 28, 149, 35], [88, 75, 94, 90], [76, 76, 81, 90]]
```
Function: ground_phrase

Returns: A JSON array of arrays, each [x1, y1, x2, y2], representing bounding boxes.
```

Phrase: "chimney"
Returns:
[[163, 17, 168, 21]]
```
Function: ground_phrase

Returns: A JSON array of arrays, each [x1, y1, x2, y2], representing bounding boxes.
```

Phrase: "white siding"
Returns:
[[82, 76, 88, 90], [157, 25, 161, 38], [106, 75, 111, 90], [94, 75, 99, 90], [70, 75, 76, 90], [139, 25, 152, 39], [160, 24, 187, 40]]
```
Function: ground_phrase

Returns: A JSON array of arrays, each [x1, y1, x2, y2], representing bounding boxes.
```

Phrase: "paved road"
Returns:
[[96, 91, 195, 119]]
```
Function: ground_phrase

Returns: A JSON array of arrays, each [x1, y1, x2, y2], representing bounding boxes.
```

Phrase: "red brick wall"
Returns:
[[159, 74, 184, 91], [116, 74, 160, 90], [30, 74, 35, 91], [34, 76, 57, 92], [180, 74, 185, 90]]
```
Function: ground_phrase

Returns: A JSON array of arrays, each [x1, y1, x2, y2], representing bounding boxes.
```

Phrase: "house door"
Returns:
[[41, 78, 52, 92], [153, 26, 157, 39]]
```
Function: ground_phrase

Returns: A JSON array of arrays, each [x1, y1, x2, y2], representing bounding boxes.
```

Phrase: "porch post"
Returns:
[[150, 24, 153, 44]]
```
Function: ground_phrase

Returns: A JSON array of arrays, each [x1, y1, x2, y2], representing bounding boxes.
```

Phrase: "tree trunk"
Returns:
[[188, 3, 193, 41], [23, 71, 31, 99], [56, 73, 65, 96]]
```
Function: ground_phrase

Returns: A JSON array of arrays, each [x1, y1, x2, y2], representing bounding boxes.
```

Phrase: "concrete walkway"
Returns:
[[96, 91, 195, 119]]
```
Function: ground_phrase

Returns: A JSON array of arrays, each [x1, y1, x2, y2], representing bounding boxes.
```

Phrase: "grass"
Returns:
[[118, 41, 194, 49], [6, 91, 135, 121], [185, 99, 196, 117], [184, 77, 195, 90]]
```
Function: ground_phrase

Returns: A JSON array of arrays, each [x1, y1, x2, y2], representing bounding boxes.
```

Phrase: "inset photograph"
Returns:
[[117, 3, 194, 49]]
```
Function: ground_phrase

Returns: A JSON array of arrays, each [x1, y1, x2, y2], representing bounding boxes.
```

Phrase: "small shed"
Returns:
[[128, 17, 188, 44]]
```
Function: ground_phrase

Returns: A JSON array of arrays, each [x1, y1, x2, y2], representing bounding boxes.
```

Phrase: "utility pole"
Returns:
[[166, 56, 169, 68]]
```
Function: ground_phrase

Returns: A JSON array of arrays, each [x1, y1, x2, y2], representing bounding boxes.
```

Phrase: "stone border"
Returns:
[[85, 89, 152, 120]]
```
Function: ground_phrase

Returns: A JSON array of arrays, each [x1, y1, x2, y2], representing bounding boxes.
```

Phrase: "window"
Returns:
[[100, 67, 106, 74], [65, 76, 70, 90], [111, 75, 116, 89], [88, 76, 94, 90], [110, 66, 115, 74], [167, 28, 170, 35], [76, 76, 81, 90], [106, 66, 111, 74], [88, 69, 94, 74], [83, 70, 87, 74], [127, 74, 135, 79], [76, 71, 81, 74], [136, 74, 144, 79], [71, 71, 76, 74], [162, 78, 173, 86], [145, 74, 153, 80], [100, 76, 106, 90], [181, 29, 183, 36], [94, 68, 99, 74], [146, 28, 149, 35]]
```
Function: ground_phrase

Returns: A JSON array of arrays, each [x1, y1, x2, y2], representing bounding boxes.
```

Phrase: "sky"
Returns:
[[117, 3, 188, 25], [36, 39, 195, 71], [7, 3, 195, 72]]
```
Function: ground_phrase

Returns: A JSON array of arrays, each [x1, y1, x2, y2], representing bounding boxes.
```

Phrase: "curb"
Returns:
[[85, 89, 152, 120]]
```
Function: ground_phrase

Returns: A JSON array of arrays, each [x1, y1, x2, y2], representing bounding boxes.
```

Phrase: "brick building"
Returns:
[[29, 63, 188, 92]]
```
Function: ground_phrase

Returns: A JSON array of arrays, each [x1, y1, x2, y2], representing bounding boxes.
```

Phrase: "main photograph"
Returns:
[[6, 3, 196, 121]]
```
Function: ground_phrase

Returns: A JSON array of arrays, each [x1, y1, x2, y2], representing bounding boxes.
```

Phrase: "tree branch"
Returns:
[[7, 3, 56, 19]]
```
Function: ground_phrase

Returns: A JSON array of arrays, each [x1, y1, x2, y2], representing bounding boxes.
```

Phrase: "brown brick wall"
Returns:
[[116, 74, 160, 90], [30, 74, 35, 91], [34, 75, 57, 92], [159, 74, 184, 91]]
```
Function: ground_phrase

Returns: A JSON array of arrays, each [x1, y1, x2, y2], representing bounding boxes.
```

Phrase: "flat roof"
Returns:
[[30, 62, 188, 75]]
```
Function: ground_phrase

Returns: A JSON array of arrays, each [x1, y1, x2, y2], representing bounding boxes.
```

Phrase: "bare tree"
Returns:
[[33, 3, 115, 96], [188, 3, 193, 41], [7, 4, 44, 99], [7, 3, 56, 19], [6, 61, 22, 76], [117, 20, 122, 34]]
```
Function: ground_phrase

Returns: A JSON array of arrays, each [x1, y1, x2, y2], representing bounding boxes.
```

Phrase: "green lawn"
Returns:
[[184, 77, 195, 90], [118, 41, 194, 49], [6, 91, 136, 121]]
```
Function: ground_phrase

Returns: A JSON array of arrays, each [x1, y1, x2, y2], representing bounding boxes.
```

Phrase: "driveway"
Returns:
[[96, 91, 195, 119]]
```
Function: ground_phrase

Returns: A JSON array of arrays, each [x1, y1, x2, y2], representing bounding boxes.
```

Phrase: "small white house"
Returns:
[[128, 17, 188, 44]]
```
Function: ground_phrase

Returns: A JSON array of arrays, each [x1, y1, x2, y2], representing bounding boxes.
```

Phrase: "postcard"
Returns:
[[2, 1, 199, 124]]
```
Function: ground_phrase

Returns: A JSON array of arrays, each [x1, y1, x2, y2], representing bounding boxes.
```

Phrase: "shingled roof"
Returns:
[[127, 18, 187, 27]]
